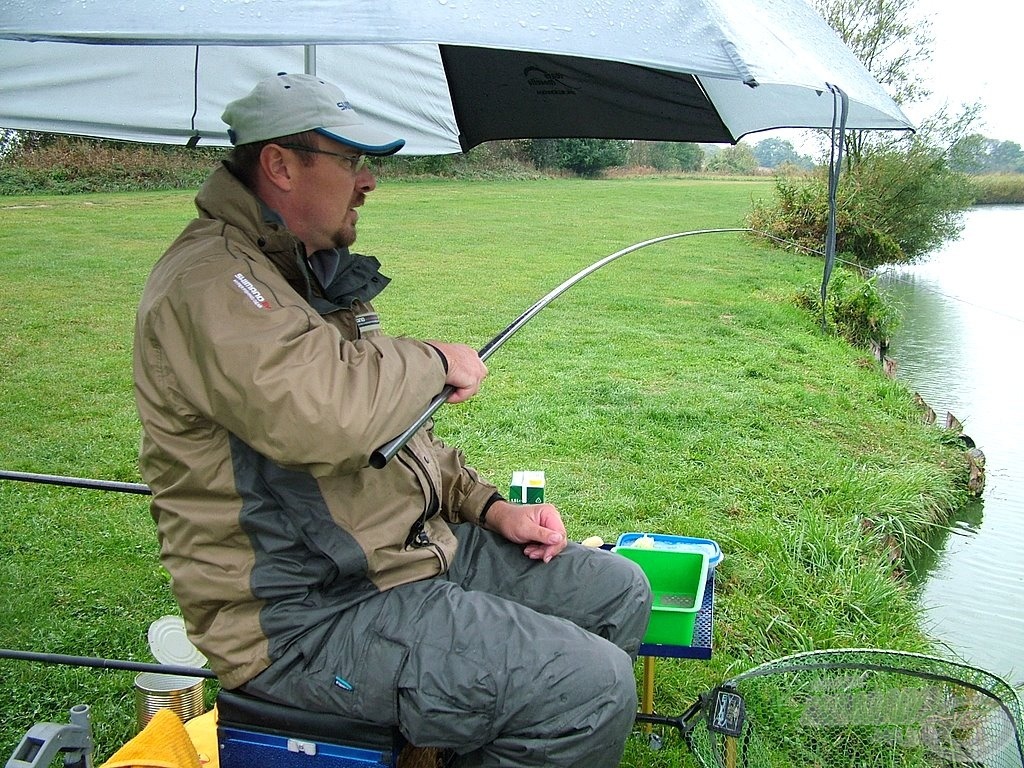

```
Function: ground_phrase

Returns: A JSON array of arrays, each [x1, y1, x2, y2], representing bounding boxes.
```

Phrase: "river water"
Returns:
[[876, 205, 1024, 687]]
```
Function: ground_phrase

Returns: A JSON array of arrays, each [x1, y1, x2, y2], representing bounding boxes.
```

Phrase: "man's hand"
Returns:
[[483, 500, 567, 563], [427, 341, 488, 403]]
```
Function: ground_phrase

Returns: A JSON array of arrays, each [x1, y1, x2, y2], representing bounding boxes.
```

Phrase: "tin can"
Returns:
[[134, 671, 206, 731]]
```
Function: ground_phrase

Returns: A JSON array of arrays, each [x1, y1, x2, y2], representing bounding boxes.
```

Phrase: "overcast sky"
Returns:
[[909, 2, 1024, 146], [758, 3, 1023, 153]]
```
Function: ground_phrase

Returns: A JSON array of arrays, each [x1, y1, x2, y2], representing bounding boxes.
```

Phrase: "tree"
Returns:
[[752, 138, 813, 170], [0, 129, 20, 160], [554, 138, 629, 177], [528, 138, 629, 176], [672, 143, 704, 172], [949, 135, 1024, 175], [813, 0, 933, 164], [748, 0, 980, 270], [986, 140, 1024, 174], [706, 143, 758, 175], [627, 141, 705, 172]]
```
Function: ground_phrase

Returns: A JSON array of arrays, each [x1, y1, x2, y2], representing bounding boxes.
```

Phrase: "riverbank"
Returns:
[[0, 179, 969, 765]]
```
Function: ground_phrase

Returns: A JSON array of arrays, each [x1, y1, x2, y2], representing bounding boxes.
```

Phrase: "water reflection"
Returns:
[[876, 205, 1024, 686], [906, 497, 985, 585]]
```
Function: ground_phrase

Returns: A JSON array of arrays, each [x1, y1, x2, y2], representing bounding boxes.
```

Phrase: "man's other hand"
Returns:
[[484, 501, 568, 563]]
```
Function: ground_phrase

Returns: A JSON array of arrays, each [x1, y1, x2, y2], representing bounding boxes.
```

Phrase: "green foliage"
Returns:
[[377, 140, 544, 180], [706, 143, 759, 175], [668, 142, 704, 172], [950, 134, 1024, 175], [970, 173, 1024, 204], [752, 138, 815, 170], [749, 136, 975, 269], [627, 140, 705, 172], [794, 267, 901, 349], [545, 137, 630, 177], [813, 0, 933, 167], [0, 136, 223, 194]]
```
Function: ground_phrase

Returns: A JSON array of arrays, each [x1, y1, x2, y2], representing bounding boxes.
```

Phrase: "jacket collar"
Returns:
[[195, 164, 390, 313]]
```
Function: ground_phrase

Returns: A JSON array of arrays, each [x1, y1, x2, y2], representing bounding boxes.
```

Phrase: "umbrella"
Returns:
[[0, 0, 912, 152], [0, 0, 911, 462]]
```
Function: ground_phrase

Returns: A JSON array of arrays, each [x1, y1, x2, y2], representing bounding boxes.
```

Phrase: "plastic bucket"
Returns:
[[134, 671, 206, 731]]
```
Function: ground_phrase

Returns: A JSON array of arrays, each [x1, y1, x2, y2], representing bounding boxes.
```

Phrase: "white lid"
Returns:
[[148, 615, 208, 668]]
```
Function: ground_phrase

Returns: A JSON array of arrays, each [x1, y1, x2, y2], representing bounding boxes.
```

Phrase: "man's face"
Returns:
[[282, 139, 376, 253]]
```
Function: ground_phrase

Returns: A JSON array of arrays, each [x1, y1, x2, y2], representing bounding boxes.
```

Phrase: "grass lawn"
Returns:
[[0, 177, 966, 764]]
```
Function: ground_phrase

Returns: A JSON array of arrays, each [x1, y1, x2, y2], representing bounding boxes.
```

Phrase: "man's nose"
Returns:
[[357, 166, 377, 192]]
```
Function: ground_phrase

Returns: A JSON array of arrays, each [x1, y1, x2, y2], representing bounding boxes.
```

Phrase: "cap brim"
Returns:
[[316, 127, 405, 156]]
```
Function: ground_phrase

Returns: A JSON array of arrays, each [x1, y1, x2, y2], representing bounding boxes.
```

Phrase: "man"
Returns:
[[133, 72, 651, 767]]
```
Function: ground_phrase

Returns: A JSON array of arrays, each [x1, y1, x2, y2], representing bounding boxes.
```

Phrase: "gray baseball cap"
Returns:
[[222, 72, 405, 155]]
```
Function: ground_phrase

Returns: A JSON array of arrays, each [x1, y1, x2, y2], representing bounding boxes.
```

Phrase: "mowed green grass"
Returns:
[[0, 178, 964, 764]]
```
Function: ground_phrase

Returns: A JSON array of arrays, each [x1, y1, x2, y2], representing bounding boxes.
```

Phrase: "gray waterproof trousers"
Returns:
[[241, 524, 653, 767]]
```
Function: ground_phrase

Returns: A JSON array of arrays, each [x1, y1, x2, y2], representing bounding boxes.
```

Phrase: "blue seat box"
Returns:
[[217, 689, 403, 768]]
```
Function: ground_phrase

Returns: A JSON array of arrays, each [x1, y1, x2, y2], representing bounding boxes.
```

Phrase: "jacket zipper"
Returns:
[[397, 448, 448, 572]]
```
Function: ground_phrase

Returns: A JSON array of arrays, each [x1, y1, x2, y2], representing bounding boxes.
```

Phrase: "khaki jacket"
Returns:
[[134, 166, 498, 688]]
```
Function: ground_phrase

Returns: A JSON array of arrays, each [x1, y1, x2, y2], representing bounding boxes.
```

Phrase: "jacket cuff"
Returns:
[[425, 343, 448, 372], [477, 492, 505, 529]]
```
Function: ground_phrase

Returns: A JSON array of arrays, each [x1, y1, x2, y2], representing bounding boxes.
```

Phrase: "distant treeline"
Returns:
[[2, 133, 1022, 202]]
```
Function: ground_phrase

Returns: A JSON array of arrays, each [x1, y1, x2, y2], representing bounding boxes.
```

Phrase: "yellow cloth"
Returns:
[[183, 708, 219, 768], [100, 709, 201, 768]]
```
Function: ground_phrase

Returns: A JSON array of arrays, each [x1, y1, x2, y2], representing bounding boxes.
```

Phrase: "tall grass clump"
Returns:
[[970, 173, 1024, 204], [794, 266, 900, 350]]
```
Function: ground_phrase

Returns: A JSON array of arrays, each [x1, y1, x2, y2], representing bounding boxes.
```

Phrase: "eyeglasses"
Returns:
[[275, 143, 367, 173]]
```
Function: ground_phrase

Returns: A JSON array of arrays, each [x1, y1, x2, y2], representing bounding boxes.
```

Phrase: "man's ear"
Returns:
[[258, 144, 296, 192]]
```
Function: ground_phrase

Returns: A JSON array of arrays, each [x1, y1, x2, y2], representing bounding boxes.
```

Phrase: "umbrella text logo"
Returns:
[[522, 66, 576, 96]]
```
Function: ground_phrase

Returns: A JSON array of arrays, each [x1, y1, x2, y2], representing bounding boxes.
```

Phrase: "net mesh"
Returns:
[[685, 649, 1024, 768]]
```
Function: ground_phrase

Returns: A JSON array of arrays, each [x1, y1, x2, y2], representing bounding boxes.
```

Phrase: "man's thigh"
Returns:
[[446, 523, 652, 657], [243, 574, 637, 758]]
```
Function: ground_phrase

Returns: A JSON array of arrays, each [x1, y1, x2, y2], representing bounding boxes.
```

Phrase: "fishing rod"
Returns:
[[370, 227, 750, 468], [0, 469, 150, 494], [0, 647, 215, 679]]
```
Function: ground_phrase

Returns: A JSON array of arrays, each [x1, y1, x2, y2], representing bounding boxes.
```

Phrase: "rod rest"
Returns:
[[216, 689, 401, 751]]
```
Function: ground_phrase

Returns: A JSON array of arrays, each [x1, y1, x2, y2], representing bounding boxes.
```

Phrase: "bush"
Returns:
[[626, 141, 704, 172], [706, 143, 758, 175], [749, 139, 975, 269], [1, 136, 222, 194], [0, 135, 550, 194]]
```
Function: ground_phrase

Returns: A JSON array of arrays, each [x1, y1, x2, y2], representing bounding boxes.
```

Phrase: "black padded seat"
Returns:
[[216, 688, 402, 753]]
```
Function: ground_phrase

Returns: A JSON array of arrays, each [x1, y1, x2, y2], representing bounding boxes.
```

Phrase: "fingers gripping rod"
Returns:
[[370, 228, 747, 468]]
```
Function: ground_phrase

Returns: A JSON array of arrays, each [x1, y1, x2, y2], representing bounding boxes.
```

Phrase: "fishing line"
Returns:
[[873, 264, 1024, 326], [769, 232, 1024, 326]]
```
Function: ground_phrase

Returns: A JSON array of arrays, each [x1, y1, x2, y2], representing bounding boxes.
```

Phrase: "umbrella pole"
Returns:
[[370, 228, 748, 468]]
